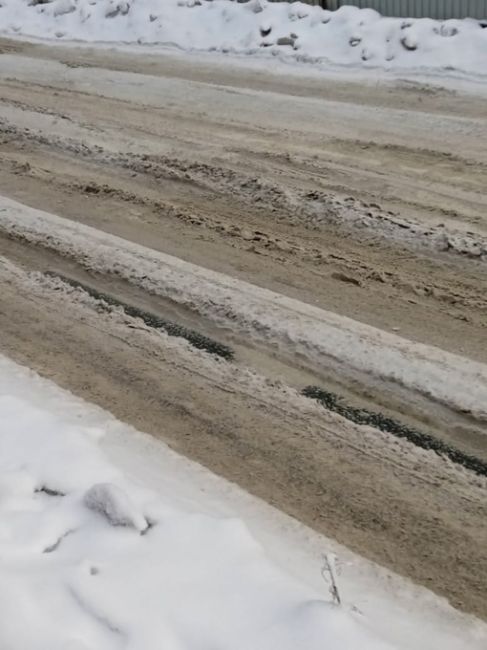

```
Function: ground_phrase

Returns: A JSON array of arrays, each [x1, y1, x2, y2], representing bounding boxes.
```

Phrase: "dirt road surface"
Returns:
[[0, 39, 486, 618]]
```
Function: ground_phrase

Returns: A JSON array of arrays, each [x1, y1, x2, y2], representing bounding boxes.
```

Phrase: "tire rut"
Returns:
[[2, 115, 487, 263]]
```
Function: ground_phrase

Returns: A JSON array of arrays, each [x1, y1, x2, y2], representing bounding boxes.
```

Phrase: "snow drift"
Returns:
[[0, 0, 486, 75], [0, 354, 398, 650]]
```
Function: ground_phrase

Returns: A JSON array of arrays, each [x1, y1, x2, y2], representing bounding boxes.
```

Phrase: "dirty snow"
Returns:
[[1, 354, 486, 650], [1, 194, 487, 420], [0, 0, 486, 76]]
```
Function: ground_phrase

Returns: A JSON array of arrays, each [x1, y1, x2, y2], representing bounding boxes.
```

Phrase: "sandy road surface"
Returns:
[[0, 39, 486, 617]]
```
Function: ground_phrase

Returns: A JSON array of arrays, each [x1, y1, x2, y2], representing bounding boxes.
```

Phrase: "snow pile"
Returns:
[[0, 357, 397, 650], [0, 0, 486, 75]]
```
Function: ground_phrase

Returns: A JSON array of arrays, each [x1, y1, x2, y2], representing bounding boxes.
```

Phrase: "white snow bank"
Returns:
[[0, 0, 486, 76], [1, 355, 486, 650], [0, 357, 396, 650]]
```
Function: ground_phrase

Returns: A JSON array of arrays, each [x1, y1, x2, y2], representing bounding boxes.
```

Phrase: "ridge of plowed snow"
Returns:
[[1, 194, 487, 420], [0, 1, 486, 76]]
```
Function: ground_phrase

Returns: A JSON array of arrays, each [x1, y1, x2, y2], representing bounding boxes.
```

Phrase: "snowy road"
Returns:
[[0, 38, 486, 619]]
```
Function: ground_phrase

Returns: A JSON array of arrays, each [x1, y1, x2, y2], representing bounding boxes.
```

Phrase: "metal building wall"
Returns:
[[324, 1, 487, 19]]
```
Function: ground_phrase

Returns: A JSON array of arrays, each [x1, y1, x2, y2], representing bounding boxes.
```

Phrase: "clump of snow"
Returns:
[[0, 355, 397, 650], [83, 482, 149, 532], [0, 0, 486, 76]]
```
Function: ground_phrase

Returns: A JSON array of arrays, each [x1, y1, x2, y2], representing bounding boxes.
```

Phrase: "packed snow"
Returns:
[[1, 354, 486, 650], [0, 0, 486, 76], [2, 195, 487, 420]]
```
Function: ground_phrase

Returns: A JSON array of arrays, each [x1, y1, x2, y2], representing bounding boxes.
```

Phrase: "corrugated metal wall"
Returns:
[[323, 1, 487, 19]]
